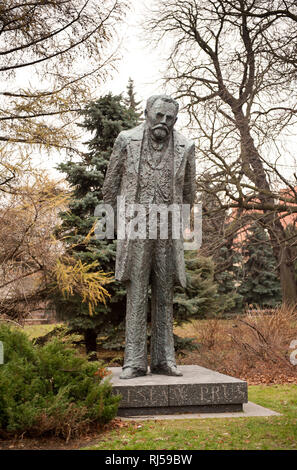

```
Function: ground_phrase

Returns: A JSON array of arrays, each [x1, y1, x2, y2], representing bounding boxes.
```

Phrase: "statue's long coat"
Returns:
[[102, 123, 196, 287]]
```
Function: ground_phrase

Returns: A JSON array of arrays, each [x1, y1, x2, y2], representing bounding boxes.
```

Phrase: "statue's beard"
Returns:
[[151, 125, 169, 141]]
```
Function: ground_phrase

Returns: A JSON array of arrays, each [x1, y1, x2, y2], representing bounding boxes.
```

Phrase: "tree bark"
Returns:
[[84, 329, 98, 356], [234, 109, 297, 304]]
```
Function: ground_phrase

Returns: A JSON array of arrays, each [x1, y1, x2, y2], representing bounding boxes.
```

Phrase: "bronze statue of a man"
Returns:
[[102, 95, 196, 379]]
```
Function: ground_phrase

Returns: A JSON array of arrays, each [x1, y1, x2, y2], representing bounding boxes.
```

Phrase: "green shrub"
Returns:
[[0, 324, 120, 439]]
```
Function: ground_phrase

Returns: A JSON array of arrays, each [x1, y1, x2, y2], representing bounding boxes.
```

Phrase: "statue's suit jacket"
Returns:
[[102, 123, 196, 287]]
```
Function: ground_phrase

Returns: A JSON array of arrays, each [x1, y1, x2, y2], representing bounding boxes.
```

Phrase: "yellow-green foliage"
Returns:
[[54, 257, 113, 315]]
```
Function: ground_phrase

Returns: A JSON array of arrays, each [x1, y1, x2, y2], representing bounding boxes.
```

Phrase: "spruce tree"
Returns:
[[53, 93, 140, 355], [239, 223, 282, 308], [214, 244, 243, 313], [123, 77, 142, 118], [173, 252, 226, 323]]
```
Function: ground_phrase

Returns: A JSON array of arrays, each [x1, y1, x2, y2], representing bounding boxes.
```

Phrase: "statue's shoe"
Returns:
[[120, 367, 147, 379], [150, 365, 183, 377]]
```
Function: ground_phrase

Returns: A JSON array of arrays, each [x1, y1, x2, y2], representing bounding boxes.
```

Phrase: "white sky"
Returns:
[[41, 0, 172, 178], [99, 0, 167, 107], [98, 0, 297, 185], [28, 0, 296, 184]]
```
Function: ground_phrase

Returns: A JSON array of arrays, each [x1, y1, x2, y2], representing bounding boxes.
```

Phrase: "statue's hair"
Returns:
[[145, 95, 179, 114]]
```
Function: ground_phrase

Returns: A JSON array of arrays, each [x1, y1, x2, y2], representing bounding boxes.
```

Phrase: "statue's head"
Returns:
[[145, 95, 179, 141]]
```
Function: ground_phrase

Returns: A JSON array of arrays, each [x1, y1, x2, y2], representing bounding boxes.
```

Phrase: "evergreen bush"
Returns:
[[0, 324, 120, 439]]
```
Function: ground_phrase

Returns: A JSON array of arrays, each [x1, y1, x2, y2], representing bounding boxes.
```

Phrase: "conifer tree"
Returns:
[[173, 253, 227, 323], [239, 223, 282, 308], [53, 93, 140, 356], [214, 244, 243, 313], [123, 78, 143, 119]]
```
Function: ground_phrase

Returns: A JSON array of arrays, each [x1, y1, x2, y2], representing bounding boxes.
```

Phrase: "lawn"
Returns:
[[2, 321, 295, 450], [21, 318, 297, 450], [23, 323, 60, 340], [82, 384, 297, 450]]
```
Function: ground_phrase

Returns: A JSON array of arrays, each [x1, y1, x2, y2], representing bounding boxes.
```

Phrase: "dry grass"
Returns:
[[29, 404, 94, 443], [20, 307, 297, 385], [175, 305, 297, 385], [230, 304, 297, 365]]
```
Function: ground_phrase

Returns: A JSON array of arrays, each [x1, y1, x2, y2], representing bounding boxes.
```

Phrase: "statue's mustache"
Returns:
[[152, 124, 169, 133]]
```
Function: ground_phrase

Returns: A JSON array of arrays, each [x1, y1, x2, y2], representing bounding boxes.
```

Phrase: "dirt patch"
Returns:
[[0, 419, 131, 450]]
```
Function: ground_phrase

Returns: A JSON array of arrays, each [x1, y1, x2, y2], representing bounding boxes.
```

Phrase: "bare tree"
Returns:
[[0, 0, 127, 194], [0, 173, 67, 320], [147, 0, 297, 303]]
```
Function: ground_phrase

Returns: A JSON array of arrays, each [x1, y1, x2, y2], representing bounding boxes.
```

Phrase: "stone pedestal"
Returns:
[[108, 365, 248, 417]]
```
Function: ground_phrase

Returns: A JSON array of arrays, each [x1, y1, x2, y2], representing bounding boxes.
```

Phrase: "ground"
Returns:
[[1, 385, 296, 450], [0, 312, 296, 450]]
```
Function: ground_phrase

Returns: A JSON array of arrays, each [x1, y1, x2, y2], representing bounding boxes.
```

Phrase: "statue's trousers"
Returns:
[[123, 238, 176, 371]]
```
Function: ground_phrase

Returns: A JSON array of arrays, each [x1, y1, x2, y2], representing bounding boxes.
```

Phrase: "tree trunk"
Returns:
[[234, 109, 297, 304], [84, 329, 97, 357], [270, 224, 297, 305]]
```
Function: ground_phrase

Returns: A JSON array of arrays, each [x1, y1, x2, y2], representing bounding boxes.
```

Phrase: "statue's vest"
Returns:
[[137, 132, 174, 206]]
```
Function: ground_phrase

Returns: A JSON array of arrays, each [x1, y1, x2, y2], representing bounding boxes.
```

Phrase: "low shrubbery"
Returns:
[[230, 304, 297, 365], [0, 324, 120, 440], [178, 304, 297, 384]]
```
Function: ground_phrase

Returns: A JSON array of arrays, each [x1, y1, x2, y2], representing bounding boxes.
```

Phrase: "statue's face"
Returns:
[[146, 99, 178, 141]]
